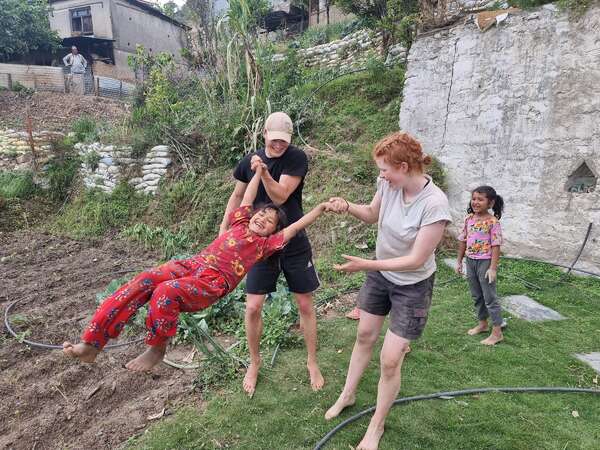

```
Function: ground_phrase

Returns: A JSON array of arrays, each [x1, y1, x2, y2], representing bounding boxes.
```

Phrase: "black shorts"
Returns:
[[245, 245, 320, 295], [358, 271, 435, 340]]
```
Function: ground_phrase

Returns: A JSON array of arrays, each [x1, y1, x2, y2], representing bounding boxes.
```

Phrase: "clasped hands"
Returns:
[[325, 196, 370, 273], [250, 156, 366, 273]]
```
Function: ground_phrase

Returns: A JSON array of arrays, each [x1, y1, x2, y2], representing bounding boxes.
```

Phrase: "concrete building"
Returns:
[[48, 0, 189, 80]]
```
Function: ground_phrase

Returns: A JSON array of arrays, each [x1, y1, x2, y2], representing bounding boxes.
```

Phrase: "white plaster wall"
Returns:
[[49, 0, 113, 39], [111, 0, 188, 62], [399, 4, 600, 271]]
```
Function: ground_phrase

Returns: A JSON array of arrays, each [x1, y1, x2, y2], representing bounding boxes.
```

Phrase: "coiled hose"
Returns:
[[314, 386, 600, 449]]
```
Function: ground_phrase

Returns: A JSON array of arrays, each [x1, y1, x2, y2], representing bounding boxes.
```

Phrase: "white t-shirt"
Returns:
[[376, 176, 452, 285]]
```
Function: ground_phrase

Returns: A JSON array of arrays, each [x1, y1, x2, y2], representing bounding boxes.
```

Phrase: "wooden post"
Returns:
[[64, 73, 68, 93], [7, 74, 12, 90], [95, 76, 100, 96], [25, 106, 38, 173], [119, 80, 123, 97]]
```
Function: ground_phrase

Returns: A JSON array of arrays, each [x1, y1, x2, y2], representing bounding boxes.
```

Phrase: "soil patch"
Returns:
[[0, 231, 201, 450], [0, 91, 129, 132], [317, 291, 359, 320]]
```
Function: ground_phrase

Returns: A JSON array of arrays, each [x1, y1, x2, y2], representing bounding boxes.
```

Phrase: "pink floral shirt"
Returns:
[[458, 213, 502, 259]]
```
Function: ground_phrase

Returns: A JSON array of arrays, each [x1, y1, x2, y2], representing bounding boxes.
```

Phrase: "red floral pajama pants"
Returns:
[[82, 260, 229, 349]]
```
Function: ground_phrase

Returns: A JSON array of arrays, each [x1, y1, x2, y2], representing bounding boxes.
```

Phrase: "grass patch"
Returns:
[[130, 258, 600, 449], [52, 182, 149, 237], [0, 170, 39, 199]]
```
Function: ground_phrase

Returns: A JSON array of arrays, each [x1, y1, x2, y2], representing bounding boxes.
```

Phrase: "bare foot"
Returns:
[[356, 423, 385, 450], [307, 362, 325, 391], [243, 360, 261, 397], [125, 345, 166, 371], [481, 333, 503, 346], [467, 323, 488, 336], [345, 307, 360, 320], [62, 341, 100, 363], [325, 392, 356, 420]]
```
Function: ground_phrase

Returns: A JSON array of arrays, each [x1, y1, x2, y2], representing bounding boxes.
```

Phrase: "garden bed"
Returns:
[[0, 231, 201, 449]]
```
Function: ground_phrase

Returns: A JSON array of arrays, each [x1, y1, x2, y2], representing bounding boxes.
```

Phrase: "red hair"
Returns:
[[372, 131, 432, 173]]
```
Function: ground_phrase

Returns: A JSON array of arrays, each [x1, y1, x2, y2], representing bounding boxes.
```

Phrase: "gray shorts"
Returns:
[[358, 271, 435, 340]]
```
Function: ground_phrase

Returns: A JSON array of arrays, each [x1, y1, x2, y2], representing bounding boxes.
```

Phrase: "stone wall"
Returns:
[[273, 29, 407, 69], [0, 129, 63, 171], [0, 128, 172, 196], [399, 4, 600, 271], [77, 143, 172, 195]]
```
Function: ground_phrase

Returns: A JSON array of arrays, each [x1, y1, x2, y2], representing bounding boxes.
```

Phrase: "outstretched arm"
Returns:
[[282, 203, 327, 243], [219, 180, 247, 235], [329, 191, 382, 224], [241, 164, 263, 207], [335, 221, 447, 273]]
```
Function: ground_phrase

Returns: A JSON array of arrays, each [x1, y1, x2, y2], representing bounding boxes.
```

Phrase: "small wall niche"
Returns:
[[565, 161, 597, 193]]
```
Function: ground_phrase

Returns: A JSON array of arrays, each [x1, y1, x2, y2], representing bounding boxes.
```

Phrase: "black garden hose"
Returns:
[[4, 299, 144, 350], [314, 386, 600, 449]]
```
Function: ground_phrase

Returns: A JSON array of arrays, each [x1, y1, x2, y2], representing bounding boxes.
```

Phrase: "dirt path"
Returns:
[[0, 231, 200, 450], [0, 91, 129, 132]]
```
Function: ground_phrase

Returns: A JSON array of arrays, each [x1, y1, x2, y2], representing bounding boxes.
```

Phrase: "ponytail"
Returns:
[[492, 194, 504, 220], [467, 186, 504, 219]]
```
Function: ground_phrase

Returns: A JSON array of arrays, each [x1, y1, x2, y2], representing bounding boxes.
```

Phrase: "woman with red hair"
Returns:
[[325, 131, 452, 450]]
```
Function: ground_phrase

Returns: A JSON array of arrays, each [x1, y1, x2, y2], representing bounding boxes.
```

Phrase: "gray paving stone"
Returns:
[[574, 353, 600, 375], [500, 295, 566, 322]]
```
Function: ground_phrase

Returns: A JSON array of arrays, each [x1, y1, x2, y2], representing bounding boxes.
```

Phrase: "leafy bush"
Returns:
[[293, 19, 359, 49], [11, 82, 34, 96]]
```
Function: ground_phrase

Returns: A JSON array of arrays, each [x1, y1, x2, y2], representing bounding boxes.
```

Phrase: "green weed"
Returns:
[[122, 223, 195, 259], [0, 170, 38, 199], [72, 116, 98, 143], [53, 182, 149, 237]]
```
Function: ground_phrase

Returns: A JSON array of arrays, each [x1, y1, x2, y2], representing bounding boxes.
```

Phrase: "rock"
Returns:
[[16, 154, 32, 164], [150, 145, 169, 153], [144, 157, 171, 166], [142, 168, 168, 176], [500, 295, 566, 322], [574, 353, 600, 375], [399, 6, 600, 269], [142, 163, 168, 171]]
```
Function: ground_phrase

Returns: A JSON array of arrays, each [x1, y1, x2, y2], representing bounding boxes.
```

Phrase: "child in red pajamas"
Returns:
[[63, 163, 331, 371]]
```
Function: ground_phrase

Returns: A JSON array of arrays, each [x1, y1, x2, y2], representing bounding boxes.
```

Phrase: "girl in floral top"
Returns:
[[63, 163, 331, 371], [456, 186, 505, 345]]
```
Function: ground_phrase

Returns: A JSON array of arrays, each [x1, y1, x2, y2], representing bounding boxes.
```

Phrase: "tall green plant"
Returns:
[[333, 0, 420, 51]]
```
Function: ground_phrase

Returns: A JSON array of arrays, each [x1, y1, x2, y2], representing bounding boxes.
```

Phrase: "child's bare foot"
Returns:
[[325, 392, 356, 420], [243, 360, 261, 397], [307, 362, 325, 391], [481, 331, 504, 346], [467, 321, 488, 336], [357, 422, 385, 450], [62, 341, 99, 363], [125, 344, 166, 371]]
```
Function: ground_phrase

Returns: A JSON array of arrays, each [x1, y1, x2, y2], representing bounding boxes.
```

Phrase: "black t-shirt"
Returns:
[[233, 146, 310, 254]]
